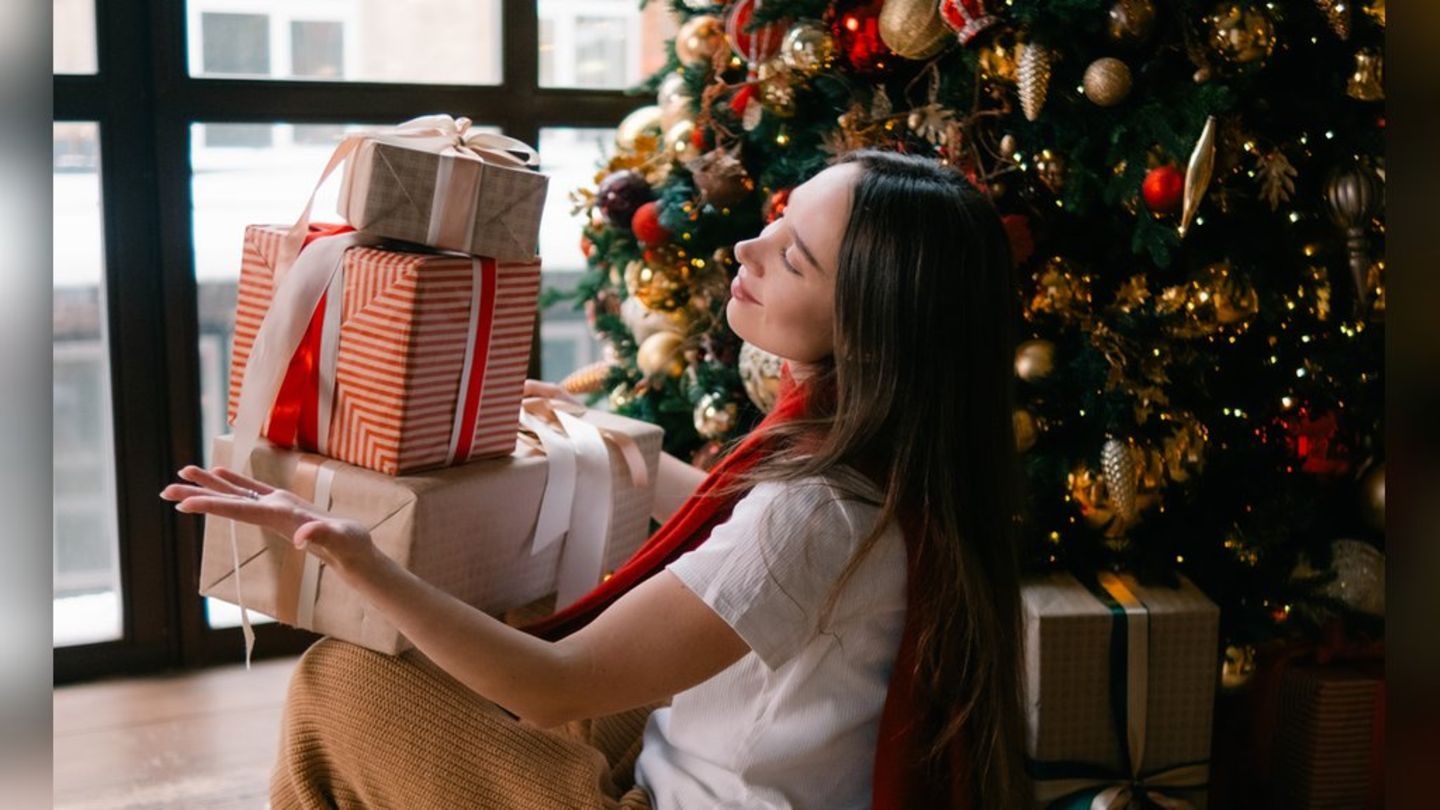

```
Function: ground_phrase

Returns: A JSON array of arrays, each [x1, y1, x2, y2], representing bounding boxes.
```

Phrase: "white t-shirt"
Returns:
[[633, 469, 908, 809]]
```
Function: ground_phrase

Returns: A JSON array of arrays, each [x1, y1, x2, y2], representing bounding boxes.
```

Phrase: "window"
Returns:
[[55, 0, 676, 680], [53, 0, 97, 75], [53, 122, 123, 648], [186, 0, 502, 85]]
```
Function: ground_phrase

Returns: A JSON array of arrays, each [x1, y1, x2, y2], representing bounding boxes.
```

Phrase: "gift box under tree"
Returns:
[[199, 401, 662, 655], [226, 223, 541, 476], [1022, 571, 1221, 809]]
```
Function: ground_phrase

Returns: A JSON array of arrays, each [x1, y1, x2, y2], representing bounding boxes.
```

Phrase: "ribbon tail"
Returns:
[[519, 408, 577, 555], [228, 518, 255, 669], [553, 410, 614, 609]]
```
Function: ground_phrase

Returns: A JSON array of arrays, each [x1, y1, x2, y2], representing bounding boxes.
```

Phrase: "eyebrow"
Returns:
[[788, 222, 824, 276]]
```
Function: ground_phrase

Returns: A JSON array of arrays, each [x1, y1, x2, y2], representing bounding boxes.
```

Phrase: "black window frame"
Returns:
[[54, 0, 645, 684]]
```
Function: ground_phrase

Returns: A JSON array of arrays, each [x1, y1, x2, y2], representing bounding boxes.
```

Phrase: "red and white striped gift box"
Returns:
[[226, 224, 541, 475]]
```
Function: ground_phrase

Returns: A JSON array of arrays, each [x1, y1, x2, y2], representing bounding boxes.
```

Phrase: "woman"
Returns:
[[163, 149, 1029, 808]]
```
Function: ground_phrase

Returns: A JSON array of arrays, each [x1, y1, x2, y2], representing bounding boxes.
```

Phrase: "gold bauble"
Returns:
[[1220, 644, 1258, 692], [1014, 339, 1056, 382], [879, 0, 951, 60], [675, 15, 726, 66], [1206, 3, 1276, 70], [693, 391, 740, 439], [616, 105, 664, 151], [1107, 0, 1157, 45], [977, 30, 1023, 85], [1360, 460, 1385, 532], [1068, 450, 1160, 543], [1033, 148, 1066, 194], [660, 91, 696, 133], [757, 60, 798, 117], [1014, 408, 1039, 452], [624, 256, 691, 312], [780, 21, 836, 78], [739, 341, 784, 412], [657, 72, 691, 108], [1082, 57, 1133, 106], [1346, 48, 1384, 102], [664, 119, 702, 164], [636, 331, 687, 378]]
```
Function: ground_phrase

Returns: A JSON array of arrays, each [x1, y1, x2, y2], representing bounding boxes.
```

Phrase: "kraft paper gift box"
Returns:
[[1022, 571, 1220, 810], [1270, 662, 1385, 809], [336, 115, 548, 261], [199, 405, 662, 656], [227, 224, 540, 476]]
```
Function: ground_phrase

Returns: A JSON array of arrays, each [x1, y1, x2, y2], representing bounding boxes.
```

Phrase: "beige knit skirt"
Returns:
[[270, 636, 667, 810]]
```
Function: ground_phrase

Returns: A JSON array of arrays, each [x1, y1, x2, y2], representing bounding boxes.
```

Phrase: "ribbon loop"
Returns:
[[517, 397, 651, 610]]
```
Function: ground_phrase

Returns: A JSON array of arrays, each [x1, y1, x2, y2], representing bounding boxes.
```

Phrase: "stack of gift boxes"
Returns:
[[197, 116, 663, 656]]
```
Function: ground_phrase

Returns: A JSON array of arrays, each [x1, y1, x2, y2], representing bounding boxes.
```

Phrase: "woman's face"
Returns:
[[727, 162, 859, 364]]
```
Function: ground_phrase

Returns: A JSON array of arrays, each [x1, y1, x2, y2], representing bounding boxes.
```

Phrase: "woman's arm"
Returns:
[[341, 546, 748, 729], [161, 463, 747, 730], [653, 451, 708, 524]]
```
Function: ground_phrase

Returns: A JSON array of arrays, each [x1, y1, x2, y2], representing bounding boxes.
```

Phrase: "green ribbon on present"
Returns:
[[1028, 571, 1211, 810]]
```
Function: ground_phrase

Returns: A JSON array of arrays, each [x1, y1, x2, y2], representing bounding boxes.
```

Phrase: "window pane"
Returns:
[[291, 20, 344, 78], [537, 128, 612, 383], [201, 12, 271, 76], [53, 0, 98, 74], [53, 122, 123, 647], [539, 0, 676, 90], [186, 0, 502, 85]]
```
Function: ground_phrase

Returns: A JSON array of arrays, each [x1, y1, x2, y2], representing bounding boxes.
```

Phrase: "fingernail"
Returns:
[[294, 539, 308, 550]]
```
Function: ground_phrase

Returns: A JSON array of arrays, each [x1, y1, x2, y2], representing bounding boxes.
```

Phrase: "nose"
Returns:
[[733, 237, 761, 276]]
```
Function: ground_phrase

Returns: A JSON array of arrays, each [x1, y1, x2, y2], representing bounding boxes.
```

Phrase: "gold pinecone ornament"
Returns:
[[1018, 43, 1054, 122]]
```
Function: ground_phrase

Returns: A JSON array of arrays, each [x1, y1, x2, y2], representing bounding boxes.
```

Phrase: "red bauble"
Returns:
[[832, 0, 893, 73], [726, 0, 786, 66], [1142, 165, 1185, 214], [579, 233, 595, 258], [631, 201, 671, 247], [763, 187, 791, 223]]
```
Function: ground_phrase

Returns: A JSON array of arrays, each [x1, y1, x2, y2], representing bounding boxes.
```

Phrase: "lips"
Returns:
[[731, 272, 761, 305]]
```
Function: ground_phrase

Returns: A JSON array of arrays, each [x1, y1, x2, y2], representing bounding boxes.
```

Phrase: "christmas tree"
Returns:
[[545, 0, 1386, 665]]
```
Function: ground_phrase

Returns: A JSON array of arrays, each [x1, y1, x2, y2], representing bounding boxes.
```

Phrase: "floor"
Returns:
[[53, 655, 301, 809]]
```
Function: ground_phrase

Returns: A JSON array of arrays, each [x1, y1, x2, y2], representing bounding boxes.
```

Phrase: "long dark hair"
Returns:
[[715, 148, 1029, 806]]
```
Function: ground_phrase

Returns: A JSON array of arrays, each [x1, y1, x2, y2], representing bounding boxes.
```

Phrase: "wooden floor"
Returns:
[[53, 655, 301, 809]]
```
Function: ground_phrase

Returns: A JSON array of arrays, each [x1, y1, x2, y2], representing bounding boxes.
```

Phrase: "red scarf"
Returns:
[[518, 364, 973, 809]]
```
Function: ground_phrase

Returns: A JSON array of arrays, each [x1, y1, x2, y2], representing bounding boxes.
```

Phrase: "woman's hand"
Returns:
[[160, 465, 378, 576], [522, 378, 583, 406]]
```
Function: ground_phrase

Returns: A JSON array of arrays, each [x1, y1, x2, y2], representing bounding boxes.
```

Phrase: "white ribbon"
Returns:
[[227, 231, 376, 668], [295, 462, 337, 630], [516, 399, 631, 610]]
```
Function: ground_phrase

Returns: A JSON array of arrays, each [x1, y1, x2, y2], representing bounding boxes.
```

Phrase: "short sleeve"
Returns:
[[664, 477, 877, 671]]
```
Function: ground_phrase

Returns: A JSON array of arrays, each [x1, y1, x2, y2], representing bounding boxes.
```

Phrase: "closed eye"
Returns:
[[779, 248, 801, 275]]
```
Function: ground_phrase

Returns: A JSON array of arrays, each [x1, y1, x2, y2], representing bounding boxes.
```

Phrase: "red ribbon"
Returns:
[[450, 257, 499, 463], [265, 223, 354, 449], [264, 226, 500, 468]]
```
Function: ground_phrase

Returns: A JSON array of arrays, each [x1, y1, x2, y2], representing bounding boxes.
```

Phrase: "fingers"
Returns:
[[172, 494, 301, 537], [176, 466, 249, 497], [523, 379, 581, 405], [160, 483, 238, 502], [208, 466, 277, 496]]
